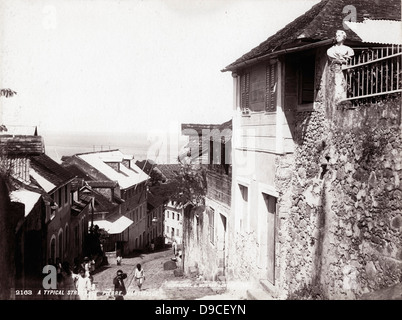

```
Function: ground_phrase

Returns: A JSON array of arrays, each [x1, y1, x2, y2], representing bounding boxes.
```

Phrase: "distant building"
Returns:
[[164, 200, 184, 245], [146, 192, 165, 248], [62, 150, 149, 254], [180, 120, 232, 281]]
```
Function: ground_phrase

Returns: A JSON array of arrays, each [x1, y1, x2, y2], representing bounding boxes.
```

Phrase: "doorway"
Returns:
[[262, 193, 276, 284], [217, 214, 227, 274]]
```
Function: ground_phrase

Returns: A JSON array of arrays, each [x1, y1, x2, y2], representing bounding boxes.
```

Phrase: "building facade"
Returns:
[[63, 150, 149, 254], [164, 200, 184, 245], [180, 121, 232, 280], [222, 0, 401, 299]]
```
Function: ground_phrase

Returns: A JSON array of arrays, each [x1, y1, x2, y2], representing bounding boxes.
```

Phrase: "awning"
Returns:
[[93, 216, 133, 234]]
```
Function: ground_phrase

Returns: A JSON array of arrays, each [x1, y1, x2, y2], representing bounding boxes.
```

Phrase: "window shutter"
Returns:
[[266, 63, 277, 112], [241, 73, 250, 110]]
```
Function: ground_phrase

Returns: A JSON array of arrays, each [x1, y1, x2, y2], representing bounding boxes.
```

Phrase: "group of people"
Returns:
[[49, 256, 96, 300], [113, 264, 145, 300]]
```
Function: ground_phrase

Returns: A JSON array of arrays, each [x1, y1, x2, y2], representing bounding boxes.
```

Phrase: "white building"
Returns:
[[164, 200, 183, 245], [67, 150, 149, 253]]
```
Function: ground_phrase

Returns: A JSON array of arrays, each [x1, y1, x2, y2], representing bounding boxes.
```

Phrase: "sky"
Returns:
[[0, 0, 320, 137]]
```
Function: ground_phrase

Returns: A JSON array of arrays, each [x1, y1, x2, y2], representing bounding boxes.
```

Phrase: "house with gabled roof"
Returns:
[[28, 153, 79, 265], [222, 0, 401, 299], [0, 129, 89, 295], [62, 150, 149, 254]]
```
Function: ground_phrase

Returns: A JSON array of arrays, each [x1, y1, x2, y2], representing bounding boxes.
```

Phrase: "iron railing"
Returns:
[[342, 44, 402, 102]]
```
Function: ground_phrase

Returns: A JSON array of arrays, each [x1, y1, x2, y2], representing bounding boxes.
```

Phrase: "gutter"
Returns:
[[221, 38, 335, 72]]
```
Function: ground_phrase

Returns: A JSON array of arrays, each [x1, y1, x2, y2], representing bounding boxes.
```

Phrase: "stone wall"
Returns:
[[274, 55, 402, 299]]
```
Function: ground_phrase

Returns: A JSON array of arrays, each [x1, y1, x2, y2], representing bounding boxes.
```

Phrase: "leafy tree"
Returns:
[[169, 163, 207, 207], [0, 88, 17, 132], [0, 89, 17, 181], [0, 88, 17, 98]]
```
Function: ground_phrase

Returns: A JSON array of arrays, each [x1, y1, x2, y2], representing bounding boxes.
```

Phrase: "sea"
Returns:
[[42, 130, 188, 165]]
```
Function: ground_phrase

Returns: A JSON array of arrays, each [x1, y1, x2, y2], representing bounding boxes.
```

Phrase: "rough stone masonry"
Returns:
[[274, 51, 402, 299]]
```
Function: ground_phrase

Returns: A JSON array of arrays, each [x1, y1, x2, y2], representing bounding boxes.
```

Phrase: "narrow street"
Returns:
[[90, 248, 233, 300]]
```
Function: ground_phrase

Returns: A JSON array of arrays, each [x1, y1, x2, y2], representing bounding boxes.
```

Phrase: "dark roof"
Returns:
[[147, 192, 165, 210], [0, 135, 45, 156], [157, 164, 182, 180], [30, 153, 75, 189], [224, 0, 401, 71], [80, 187, 118, 213], [135, 160, 155, 175], [62, 162, 93, 181], [86, 181, 118, 188]]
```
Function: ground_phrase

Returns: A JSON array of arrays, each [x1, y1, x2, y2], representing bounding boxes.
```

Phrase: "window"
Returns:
[[299, 54, 315, 104], [65, 225, 69, 257], [266, 62, 278, 112], [65, 186, 69, 205], [58, 188, 63, 207], [177, 213, 180, 221], [240, 62, 278, 112], [167, 211, 169, 219], [58, 230, 63, 260], [75, 225, 79, 247], [208, 207, 215, 244], [238, 184, 248, 230], [50, 236, 56, 264]]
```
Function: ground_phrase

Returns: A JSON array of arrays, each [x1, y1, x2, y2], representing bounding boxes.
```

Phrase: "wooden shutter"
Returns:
[[241, 73, 250, 110], [266, 63, 278, 112]]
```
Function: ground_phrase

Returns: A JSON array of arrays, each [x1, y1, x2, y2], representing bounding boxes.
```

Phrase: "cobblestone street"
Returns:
[[90, 248, 236, 300]]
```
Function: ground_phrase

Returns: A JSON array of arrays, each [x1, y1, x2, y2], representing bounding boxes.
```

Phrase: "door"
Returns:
[[217, 214, 227, 274], [263, 193, 276, 284]]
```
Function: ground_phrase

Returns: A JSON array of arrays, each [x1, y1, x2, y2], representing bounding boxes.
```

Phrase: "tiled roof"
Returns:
[[62, 162, 93, 181], [0, 135, 44, 155], [157, 164, 182, 180], [224, 0, 401, 71], [30, 153, 75, 191]]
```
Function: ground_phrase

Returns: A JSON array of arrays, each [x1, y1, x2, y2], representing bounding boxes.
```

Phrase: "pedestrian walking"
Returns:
[[74, 268, 92, 300], [172, 240, 177, 256], [134, 264, 145, 291], [113, 270, 127, 300], [150, 240, 155, 252]]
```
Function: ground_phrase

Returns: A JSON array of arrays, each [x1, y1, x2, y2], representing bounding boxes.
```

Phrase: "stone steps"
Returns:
[[247, 288, 276, 300], [246, 279, 276, 300]]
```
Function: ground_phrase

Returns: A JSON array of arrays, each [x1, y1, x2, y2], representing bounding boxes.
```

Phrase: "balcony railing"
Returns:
[[342, 44, 402, 102]]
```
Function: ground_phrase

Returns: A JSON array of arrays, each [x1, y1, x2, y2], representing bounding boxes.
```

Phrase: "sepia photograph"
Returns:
[[0, 0, 401, 311]]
